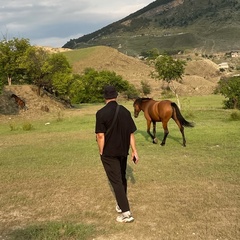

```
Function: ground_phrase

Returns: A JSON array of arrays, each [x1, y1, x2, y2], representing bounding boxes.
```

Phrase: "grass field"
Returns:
[[0, 95, 239, 240]]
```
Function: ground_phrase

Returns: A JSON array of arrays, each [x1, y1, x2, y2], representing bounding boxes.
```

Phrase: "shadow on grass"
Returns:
[[8, 221, 96, 240], [127, 164, 136, 184], [136, 129, 184, 146]]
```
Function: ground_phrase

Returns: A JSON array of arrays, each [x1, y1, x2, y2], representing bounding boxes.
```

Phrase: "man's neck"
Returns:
[[105, 99, 117, 104]]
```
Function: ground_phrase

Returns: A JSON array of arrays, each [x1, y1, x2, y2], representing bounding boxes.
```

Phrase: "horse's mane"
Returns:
[[136, 97, 153, 104], [141, 97, 152, 100]]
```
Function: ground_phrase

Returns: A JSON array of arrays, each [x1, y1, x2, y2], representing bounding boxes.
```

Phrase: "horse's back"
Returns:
[[148, 100, 172, 121]]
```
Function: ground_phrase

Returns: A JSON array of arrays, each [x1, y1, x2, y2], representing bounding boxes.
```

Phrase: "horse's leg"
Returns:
[[152, 121, 158, 144], [180, 126, 186, 147], [160, 121, 169, 146], [173, 119, 186, 147], [146, 120, 157, 144]]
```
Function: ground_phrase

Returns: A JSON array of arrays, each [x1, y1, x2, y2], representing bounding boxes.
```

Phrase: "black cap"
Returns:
[[104, 86, 118, 99]]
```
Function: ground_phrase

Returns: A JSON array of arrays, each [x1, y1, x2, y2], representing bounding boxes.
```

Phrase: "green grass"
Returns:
[[63, 47, 101, 65], [0, 95, 239, 239], [8, 222, 95, 240]]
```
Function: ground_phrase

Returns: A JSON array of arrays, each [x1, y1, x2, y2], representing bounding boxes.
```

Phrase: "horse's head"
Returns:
[[133, 98, 142, 118]]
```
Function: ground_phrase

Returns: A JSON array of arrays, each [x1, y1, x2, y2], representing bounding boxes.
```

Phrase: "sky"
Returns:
[[0, 0, 154, 48]]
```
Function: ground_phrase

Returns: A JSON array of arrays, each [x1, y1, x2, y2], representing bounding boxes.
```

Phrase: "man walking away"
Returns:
[[95, 85, 139, 223]]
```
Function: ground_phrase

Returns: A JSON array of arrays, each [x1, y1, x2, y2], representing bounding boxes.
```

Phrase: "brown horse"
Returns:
[[11, 94, 27, 110], [133, 98, 194, 147]]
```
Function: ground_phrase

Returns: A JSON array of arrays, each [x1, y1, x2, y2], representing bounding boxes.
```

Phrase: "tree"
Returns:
[[141, 48, 159, 60], [124, 84, 139, 100], [216, 76, 240, 109], [44, 52, 71, 76], [152, 54, 186, 108], [52, 72, 73, 97], [20, 46, 50, 95], [21, 47, 72, 96], [0, 37, 31, 86], [68, 68, 134, 103], [43, 53, 72, 97]]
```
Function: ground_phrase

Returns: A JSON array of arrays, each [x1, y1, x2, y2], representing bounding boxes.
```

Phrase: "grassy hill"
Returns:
[[62, 46, 221, 98], [63, 0, 240, 55]]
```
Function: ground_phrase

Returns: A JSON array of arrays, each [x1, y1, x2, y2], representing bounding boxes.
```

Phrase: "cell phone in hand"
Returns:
[[133, 156, 137, 163]]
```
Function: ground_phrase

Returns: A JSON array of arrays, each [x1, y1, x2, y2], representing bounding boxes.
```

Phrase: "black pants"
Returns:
[[101, 155, 130, 212]]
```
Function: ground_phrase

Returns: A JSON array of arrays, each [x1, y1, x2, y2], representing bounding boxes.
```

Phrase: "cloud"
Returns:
[[0, 0, 153, 47]]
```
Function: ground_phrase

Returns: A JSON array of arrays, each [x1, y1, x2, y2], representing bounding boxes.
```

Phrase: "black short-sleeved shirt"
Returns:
[[95, 101, 137, 157]]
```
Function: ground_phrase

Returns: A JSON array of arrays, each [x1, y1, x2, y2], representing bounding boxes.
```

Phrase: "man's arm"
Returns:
[[130, 133, 139, 164], [96, 133, 105, 155]]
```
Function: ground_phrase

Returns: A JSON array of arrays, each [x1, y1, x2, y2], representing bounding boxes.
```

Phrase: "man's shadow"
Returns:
[[136, 129, 183, 146], [126, 164, 136, 184]]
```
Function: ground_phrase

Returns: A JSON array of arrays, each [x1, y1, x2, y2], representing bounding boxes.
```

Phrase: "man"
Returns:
[[95, 85, 139, 223]]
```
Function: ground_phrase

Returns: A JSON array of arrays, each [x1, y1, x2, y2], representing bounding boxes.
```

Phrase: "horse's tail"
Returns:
[[171, 102, 194, 127]]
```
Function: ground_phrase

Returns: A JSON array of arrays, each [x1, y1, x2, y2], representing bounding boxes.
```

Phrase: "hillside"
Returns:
[[64, 46, 160, 95], [63, 0, 240, 55], [0, 46, 222, 119], [0, 85, 66, 120], [64, 46, 221, 97]]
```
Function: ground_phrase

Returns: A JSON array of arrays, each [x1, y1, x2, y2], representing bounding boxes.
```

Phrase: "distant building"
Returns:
[[218, 62, 229, 69], [231, 51, 239, 58]]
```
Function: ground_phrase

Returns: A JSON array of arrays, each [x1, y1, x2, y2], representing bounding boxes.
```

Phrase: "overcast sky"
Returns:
[[0, 0, 153, 48]]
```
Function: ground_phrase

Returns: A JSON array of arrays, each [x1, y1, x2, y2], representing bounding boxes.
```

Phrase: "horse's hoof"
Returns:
[[160, 142, 165, 146], [153, 138, 158, 144]]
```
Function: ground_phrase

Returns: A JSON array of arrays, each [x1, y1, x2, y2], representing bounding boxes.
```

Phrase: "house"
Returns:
[[218, 62, 229, 69], [231, 51, 239, 58]]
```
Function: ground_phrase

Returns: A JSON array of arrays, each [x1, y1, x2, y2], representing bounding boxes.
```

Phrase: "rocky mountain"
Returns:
[[63, 0, 240, 56]]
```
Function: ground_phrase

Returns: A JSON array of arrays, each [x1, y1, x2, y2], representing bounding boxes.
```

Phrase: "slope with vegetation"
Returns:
[[0, 85, 66, 119], [2, 39, 239, 118], [63, 0, 240, 55], [0, 45, 223, 120], [0, 39, 137, 107], [63, 46, 221, 97]]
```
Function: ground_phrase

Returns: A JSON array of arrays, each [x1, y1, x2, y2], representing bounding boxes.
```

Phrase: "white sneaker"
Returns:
[[116, 211, 134, 223], [115, 205, 122, 213]]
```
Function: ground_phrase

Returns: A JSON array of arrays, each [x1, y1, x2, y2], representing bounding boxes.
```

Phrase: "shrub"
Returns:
[[216, 76, 240, 109], [69, 68, 137, 103], [140, 80, 151, 96], [22, 122, 34, 131], [230, 111, 240, 121], [9, 123, 18, 131]]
